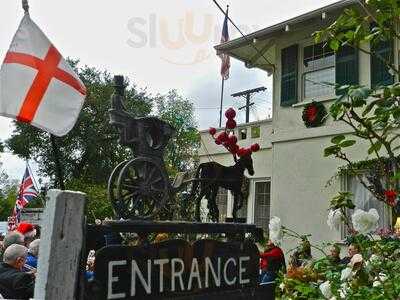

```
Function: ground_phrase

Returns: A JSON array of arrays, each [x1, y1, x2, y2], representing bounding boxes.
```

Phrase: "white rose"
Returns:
[[340, 267, 353, 281], [269, 216, 283, 244], [373, 281, 381, 287], [378, 272, 388, 282], [319, 281, 333, 299], [279, 282, 285, 291], [352, 208, 380, 234], [327, 209, 343, 230]]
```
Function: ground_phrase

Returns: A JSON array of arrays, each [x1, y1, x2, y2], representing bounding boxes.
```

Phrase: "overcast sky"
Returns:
[[0, 0, 338, 180]]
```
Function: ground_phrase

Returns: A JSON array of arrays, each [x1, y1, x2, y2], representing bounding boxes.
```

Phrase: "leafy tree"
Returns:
[[155, 90, 200, 220], [314, 0, 400, 220], [156, 90, 200, 177], [0, 162, 8, 193]]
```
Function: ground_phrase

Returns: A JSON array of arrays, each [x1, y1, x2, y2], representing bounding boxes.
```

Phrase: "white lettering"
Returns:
[[171, 258, 185, 291], [131, 260, 151, 296], [187, 258, 202, 290], [239, 257, 250, 284], [154, 258, 169, 293], [108, 260, 127, 299], [205, 257, 221, 288], [223, 258, 237, 286]]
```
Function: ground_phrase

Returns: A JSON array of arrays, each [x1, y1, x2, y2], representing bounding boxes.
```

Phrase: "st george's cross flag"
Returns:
[[0, 14, 86, 136]]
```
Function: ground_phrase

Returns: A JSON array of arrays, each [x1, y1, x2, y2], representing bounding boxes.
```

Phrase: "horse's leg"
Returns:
[[195, 189, 207, 222], [209, 187, 219, 222], [232, 191, 242, 222]]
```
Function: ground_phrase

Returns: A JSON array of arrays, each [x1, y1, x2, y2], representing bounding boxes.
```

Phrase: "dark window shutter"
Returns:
[[371, 40, 394, 87], [335, 46, 359, 95], [281, 44, 298, 106]]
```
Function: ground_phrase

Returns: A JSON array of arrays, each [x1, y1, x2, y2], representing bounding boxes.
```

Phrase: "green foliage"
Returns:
[[330, 191, 356, 210], [0, 183, 17, 221], [67, 179, 112, 223], [155, 90, 200, 221], [276, 236, 400, 299], [317, 1, 400, 215], [155, 90, 200, 176]]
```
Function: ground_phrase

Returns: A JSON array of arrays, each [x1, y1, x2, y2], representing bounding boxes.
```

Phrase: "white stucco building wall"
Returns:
[[200, 0, 398, 256]]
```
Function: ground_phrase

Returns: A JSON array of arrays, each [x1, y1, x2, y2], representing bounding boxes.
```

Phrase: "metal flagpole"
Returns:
[[219, 78, 225, 127]]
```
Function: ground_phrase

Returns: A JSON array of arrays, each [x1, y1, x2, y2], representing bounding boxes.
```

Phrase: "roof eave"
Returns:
[[214, 0, 360, 52]]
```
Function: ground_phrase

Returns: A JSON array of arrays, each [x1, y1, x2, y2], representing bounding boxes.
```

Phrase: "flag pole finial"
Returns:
[[22, 0, 29, 14]]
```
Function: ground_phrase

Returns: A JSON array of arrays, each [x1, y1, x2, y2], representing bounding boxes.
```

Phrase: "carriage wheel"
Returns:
[[116, 157, 170, 219], [108, 160, 129, 218]]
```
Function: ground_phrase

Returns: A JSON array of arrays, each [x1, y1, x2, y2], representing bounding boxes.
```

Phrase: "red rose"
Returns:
[[209, 127, 217, 136], [306, 105, 318, 122], [225, 108, 236, 119], [216, 132, 228, 143], [215, 139, 222, 145], [385, 190, 397, 207], [226, 119, 237, 130], [251, 143, 260, 152]]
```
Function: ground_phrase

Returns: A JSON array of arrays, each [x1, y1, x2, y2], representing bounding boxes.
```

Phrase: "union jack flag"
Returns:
[[13, 166, 38, 222], [218, 7, 230, 80]]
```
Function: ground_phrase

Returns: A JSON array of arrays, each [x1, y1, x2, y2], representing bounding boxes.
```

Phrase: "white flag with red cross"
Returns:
[[0, 14, 86, 136]]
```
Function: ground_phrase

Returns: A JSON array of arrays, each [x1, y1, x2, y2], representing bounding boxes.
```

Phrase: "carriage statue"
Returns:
[[107, 75, 255, 222]]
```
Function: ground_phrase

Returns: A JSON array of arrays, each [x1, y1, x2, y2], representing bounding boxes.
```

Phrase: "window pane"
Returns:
[[304, 67, 335, 99], [254, 182, 271, 232], [251, 126, 260, 138], [216, 188, 228, 222]]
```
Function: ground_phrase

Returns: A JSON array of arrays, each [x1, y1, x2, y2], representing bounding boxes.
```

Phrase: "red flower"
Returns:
[[226, 119, 237, 130], [225, 108, 236, 119], [251, 143, 260, 152], [216, 132, 228, 143], [209, 127, 217, 136], [238, 148, 252, 157], [305, 105, 318, 122], [385, 190, 397, 207]]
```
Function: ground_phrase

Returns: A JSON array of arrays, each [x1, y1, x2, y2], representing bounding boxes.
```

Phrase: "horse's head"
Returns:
[[238, 155, 255, 176]]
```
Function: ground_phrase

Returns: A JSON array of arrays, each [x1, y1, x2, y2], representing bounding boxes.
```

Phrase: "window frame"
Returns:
[[300, 40, 336, 102], [252, 179, 271, 232]]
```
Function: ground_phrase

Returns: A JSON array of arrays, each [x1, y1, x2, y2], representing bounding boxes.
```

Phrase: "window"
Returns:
[[239, 128, 247, 140], [303, 43, 335, 99], [342, 175, 390, 237], [281, 44, 299, 106], [254, 181, 271, 232], [371, 40, 394, 87], [216, 188, 228, 222], [251, 126, 260, 139]]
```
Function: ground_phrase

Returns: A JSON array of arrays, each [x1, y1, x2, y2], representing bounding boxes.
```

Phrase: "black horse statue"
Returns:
[[189, 155, 254, 222]]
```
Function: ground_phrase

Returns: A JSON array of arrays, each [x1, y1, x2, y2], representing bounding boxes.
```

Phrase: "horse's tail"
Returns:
[[189, 164, 202, 199]]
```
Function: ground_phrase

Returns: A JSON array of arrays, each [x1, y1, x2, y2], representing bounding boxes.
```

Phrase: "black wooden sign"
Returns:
[[92, 239, 259, 299]]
